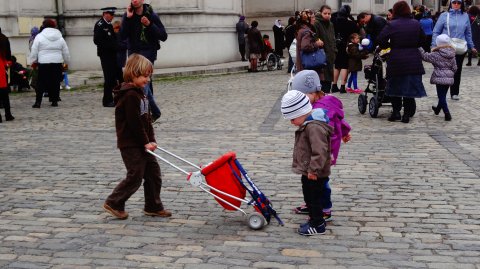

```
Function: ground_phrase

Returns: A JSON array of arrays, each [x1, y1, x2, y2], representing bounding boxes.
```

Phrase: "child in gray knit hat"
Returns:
[[290, 70, 352, 222], [281, 90, 332, 236]]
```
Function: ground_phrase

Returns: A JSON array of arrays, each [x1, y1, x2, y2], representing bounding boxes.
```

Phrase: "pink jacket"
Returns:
[[312, 95, 351, 165]]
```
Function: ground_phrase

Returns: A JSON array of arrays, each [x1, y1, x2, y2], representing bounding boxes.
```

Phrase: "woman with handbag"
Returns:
[[432, 0, 477, 100], [377, 1, 427, 124], [295, 9, 325, 73]]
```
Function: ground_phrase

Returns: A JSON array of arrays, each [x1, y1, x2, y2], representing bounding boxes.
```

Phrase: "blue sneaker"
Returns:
[[297, 223, 326, 236]]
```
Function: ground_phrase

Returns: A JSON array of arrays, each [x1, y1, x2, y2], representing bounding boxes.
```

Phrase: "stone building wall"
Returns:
[[0, 0, 452, 70]]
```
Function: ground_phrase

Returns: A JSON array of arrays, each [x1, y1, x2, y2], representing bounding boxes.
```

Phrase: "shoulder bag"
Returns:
[[447, 13, 468, 55]]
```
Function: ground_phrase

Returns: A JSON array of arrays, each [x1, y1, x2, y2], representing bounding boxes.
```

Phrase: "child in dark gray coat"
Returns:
[[419, 34, 457, 121]]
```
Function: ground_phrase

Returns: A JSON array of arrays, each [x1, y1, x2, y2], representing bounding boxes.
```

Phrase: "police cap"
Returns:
[[101, 7, 117, 14]]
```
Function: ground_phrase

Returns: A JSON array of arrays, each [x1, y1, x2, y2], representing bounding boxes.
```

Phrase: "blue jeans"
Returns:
[[320, 178, 332, 211], [436, 84, 449, 113], [143, 81, 161, 117], [347, 72, 358, 89]]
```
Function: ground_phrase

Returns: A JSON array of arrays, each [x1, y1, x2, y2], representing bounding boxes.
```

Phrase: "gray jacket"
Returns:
[[420, 46, 457, 85]]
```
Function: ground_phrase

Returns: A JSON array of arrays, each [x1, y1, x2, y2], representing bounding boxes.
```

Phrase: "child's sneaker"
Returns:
[[297, 222, 326, 236], [323, 211, 333, 222], [294, 204, 309, 214], [353, 88, 364, 94], [346, 87, 355, 93], [65, 85, 71, 90]]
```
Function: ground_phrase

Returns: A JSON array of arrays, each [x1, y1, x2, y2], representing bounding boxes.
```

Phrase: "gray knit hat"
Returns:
[[291, 70, 322, 94], [281, 90, 312, 120]]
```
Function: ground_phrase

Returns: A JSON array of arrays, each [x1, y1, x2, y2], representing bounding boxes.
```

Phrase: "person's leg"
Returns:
[[332, 68, 340, 92], [50, 63, 63, 106], [0, 89, 14, 120], [105, 148, 146, 211], [143, 154, 169, 214], [349, 71, 358, 90], [100, 55, 117, 106], [300, 175, 326, 232], [347, 72, 353, 89], [388, 96, 402, 121], [34, 64, 46, 106], [320, 179, 332, 221], [436, 84, 448, 112], [239, 43, 246, 61], [466, 51, 472, 66], [402, 97, 414, 123], [143, 82, 161, 120], [339, 69, 348, 93], [64, 72, 70, 88], [287, 52, 294, 73], [451, 54, 465, 98]]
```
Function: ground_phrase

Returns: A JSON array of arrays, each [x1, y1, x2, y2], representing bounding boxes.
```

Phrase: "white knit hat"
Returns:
[[291, 70, 322, 94], [436, 34, 451, 47], [281, 90, 312, 120]]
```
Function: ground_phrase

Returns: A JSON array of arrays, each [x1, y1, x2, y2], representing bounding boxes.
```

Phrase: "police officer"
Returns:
[[94, 7, 121, 107]]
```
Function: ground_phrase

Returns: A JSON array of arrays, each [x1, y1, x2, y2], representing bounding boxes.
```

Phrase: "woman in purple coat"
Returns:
[[377, 1, 426, 123]]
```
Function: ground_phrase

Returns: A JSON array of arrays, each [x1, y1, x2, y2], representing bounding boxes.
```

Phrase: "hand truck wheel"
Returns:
[[247, 212, 266, 230]]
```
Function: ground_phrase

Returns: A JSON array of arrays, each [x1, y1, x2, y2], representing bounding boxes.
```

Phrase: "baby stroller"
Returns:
[[358, 47, 416, 118], [147, 148, 284, 230]]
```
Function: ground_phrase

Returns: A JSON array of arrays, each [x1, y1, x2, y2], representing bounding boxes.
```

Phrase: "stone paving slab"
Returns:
[[1, 63, 480, 268]]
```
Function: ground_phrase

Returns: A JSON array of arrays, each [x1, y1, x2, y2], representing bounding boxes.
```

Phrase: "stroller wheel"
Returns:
[[247, 212, 266, 230], [358, 94, 367, 114], [369, 96, 379, 118]]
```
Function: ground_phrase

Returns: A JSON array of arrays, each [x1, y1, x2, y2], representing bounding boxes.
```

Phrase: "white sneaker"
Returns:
[[451, 95, 460, 100], [59, 85, 63, 90], [65, 85, 71, 90]]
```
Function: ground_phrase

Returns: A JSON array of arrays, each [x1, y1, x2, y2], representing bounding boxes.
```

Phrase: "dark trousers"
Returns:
[[301, 175, 326, 226], [450, 53, 465, 97], [100, 54, 120, 105], [436, 84, 450, 113], [287, 52, 294, 73], [239, 43, 246, 60], [36, 63, 63, 104], [391, 96, 415, 116], [0, 88, 13, 118], [105, 147, 164, 212]]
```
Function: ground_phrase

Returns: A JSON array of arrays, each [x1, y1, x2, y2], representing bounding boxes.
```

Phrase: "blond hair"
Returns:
[[123, 54, 153, 83]]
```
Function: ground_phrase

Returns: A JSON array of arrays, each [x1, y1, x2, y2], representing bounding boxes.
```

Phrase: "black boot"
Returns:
[[432, 106, 441, 115], [32, 103, 41, 108], [0, 113, 2, 123], [331, 84, 339, 93], [388, 111, 401, 121], [5, 114, 14, 121], [339, 85, 347, 94], [401, 114, 410, 123], [445, 112, 452, 121]]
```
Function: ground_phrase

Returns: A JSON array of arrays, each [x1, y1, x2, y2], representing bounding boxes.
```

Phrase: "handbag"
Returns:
[[301, 48, 327, 69], [447, 13, 468, 55]]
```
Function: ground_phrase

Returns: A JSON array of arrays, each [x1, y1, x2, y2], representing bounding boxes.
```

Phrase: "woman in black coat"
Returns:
[[272, 19, 285, 57], [377, 1, 426, 123]]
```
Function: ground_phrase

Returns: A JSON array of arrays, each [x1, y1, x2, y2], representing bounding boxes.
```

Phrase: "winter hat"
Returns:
[[239, 15, 245, 21], [436, 34, 451, 46], [281, 90, 313, 120], [291, 70, 322, 94]]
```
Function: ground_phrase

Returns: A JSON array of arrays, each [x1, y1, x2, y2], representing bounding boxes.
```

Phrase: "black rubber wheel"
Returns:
[[369, 96, 379, 118], [358, 94, 367, 114], [266, 53, 277, 71]]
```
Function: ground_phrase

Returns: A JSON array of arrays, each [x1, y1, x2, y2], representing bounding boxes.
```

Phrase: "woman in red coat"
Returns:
[[0, 27, 14, 122]]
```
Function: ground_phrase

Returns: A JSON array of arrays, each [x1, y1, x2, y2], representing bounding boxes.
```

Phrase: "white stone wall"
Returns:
[[1, 0, 444, 70]]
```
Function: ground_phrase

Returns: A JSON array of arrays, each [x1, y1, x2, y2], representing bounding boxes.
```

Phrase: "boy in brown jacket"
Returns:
[[103, 54, 171, 220], [281, 90, 333, 236]]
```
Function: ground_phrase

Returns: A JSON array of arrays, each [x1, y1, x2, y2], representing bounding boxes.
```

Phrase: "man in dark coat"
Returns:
[[247, 21, 263, 72], [121, 0, 168, 122], [236, 16, 249, 61], [358, 12, 387, 51], [94, 7, 121, 107]]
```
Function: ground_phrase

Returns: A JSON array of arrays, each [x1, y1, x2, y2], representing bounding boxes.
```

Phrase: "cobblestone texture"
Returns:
[[1, 61, 480, 268]]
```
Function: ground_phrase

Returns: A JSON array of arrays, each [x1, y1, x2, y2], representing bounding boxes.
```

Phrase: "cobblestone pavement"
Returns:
[[1, 63, 480, 269]]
